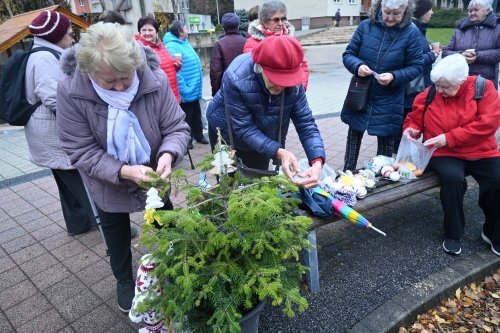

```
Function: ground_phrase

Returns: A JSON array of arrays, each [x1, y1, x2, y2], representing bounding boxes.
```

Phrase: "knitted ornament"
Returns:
[[29, 10, 70, 44], [129, 254, 164, 333]]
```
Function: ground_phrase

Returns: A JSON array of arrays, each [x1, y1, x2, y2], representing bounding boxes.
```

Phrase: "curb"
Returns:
[[349, 249, 500, 333]]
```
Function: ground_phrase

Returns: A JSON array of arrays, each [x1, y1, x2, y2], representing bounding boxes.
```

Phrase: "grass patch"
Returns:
[[426, 28, 455, 47]]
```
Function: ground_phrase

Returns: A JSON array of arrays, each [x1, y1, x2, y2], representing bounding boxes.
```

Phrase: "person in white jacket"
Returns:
[[24, 10, 105, 236]]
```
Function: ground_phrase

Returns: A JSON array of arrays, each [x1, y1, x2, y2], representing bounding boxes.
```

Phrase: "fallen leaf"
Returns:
[[482, 324, 493, 332], [456, 287, 462, 300]]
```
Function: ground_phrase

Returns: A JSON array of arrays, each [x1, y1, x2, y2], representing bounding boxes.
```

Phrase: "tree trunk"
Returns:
[[3, 0, 14, 17]]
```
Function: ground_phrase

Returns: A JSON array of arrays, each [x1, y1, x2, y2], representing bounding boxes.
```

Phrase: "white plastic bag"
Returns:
[[364, 155, 395, 174], [394, 135, 436, 177]]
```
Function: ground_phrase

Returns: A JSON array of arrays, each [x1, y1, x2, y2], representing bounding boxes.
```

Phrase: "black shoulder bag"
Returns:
[[343, 30, 402, 112], [224, 90, 285, 179]]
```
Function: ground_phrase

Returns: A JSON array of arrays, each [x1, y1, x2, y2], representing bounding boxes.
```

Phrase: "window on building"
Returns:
[[349, 0, 356, 3], [79, 0, 84, 6], [333, 0, 341, 3]]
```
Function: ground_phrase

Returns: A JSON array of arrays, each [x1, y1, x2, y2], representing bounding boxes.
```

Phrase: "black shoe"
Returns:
[[481, 232, 500, 256], [196, 137, 209, 144], [67, 224, 99, 236], [117, 278, 135, 313], [187, 141, 193, 150], [130, 224, 137, 239], [443, 238, 461, 255]]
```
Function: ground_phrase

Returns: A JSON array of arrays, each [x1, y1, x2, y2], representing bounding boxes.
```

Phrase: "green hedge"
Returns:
[[427, 9, 467, 28]]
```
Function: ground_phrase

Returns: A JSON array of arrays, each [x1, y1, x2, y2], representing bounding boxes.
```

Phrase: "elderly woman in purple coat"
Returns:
[[442, 0, 500, 89], [56, 22, 190, 314]]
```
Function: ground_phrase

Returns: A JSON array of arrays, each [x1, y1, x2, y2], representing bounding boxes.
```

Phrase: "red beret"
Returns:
[[251, 35, 304, 87], [29, 10, 70, 44]]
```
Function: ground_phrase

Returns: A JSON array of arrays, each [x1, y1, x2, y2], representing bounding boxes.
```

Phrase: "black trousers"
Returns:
[[343, 127, 393, 171], [95, 199, 173, 282], [180, 100, 203, 141], [208, 125, 271, 170], [427, 156, 500, 243], [51, 169, 97, 235]]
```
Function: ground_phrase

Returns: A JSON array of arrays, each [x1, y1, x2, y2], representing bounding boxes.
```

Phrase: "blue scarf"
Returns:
[[90, 73, 151, 166]]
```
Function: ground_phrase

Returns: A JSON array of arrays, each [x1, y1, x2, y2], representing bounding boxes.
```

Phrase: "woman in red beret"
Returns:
[[206, 35, 325, 189]]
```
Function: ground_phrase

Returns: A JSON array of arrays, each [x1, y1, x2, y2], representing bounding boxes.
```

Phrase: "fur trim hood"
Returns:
[[455, 12, 500, 29], [247, 18, 295, 41], [367, 0, 414, 29], [60, 41, 160, 77]]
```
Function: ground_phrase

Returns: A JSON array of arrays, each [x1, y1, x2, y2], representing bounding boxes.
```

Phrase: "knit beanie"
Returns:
[[413, 0, 433, 18], [252, 35, 303, 87], [222, 13, 240, 31], [29, 10, 70, 44]]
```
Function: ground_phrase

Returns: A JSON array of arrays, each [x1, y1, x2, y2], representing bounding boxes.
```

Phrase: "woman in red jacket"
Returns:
[[404, 54, 500, 256], [244, 0, 309, 90], [135, 16, 181, 103]]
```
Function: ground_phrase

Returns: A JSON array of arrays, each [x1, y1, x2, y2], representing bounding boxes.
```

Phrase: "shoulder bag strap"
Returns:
[[224, 89, 285, 150], [421, 85, 436, 142], [374, 29, 402, 72]]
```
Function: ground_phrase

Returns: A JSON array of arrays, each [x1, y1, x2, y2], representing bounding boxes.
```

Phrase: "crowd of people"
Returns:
[[17, 0, 500, 318]]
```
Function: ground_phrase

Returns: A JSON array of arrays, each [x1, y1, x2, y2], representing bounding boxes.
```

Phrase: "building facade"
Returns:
[[234, 0, 467, 30]]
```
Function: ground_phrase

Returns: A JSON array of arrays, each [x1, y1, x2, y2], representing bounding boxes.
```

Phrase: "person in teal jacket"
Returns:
[[164, 20, 207, 149]]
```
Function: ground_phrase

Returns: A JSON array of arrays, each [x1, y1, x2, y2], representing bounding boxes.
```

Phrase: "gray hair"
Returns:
[[468, 0, 493, 11], [76, 22, 144, 78], [260, 1, 287, 24], [382, 0, 409, 10], [169, 20, 185, 38], [430, 54, 469, 85]]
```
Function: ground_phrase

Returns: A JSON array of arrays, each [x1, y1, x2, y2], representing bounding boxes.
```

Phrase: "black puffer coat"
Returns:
[[442, 12, 500, 89]]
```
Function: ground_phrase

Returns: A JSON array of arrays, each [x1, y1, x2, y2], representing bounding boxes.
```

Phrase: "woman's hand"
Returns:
[[120, 165, 155, 184], [156, 153, 173, 178], [294, 161, 323, 189], [404, 127, 421, 140], [424, 134, 447, 148], [276, 148, 299, 181], [462, 51, 477, 64], [432, 49, 440, 58], [375, 73, 394, 86], [357, 65, 372, 77]]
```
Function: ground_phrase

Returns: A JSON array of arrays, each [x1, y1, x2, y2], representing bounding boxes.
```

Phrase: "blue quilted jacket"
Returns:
[[403, 19, 437, 109], [163, 32, 202, 103], [341, 0, 423, 137], [206, 53, 325, 163]]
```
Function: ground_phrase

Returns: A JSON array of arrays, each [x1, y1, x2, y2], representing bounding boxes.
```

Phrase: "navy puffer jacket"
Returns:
[[442, 12, 500, 89], [206, 53, 325, 163], [403, 19, 436, 109], [341, 0, 423, 137]]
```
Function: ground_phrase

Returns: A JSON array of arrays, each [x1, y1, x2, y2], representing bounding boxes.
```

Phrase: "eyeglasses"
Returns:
[[67, 32, 75, 39], [270, 16, 287, 23]]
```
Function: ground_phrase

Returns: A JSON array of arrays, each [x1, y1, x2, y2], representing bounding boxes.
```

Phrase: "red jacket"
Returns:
[[404, 76, 500, 159], [135, 35, 181, 103]]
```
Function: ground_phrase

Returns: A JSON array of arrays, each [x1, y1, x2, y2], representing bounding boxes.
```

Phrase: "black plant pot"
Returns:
[[238, 298, 267, 333]]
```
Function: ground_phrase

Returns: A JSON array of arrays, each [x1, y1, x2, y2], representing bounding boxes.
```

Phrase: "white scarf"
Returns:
[[90, 73, 151, 166]]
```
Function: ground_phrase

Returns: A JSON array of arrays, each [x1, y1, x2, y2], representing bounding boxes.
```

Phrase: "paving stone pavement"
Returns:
[[1, 43, 500, 333]]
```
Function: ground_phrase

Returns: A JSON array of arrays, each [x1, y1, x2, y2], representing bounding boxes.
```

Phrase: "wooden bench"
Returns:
[[302, 171, 442, 292]]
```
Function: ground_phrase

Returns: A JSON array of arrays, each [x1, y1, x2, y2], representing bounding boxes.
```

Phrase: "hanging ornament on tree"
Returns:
[[210, 128, 237, 175]]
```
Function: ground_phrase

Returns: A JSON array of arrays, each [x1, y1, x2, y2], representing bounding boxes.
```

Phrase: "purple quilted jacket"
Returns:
[[442, 12, 500, 89]]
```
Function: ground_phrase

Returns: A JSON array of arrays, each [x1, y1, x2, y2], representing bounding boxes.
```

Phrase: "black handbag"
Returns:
[[343, 76, 372, 112], [343, 30, 402, 112], [405, 72, 426, 96], [225, 91, 285, 179]]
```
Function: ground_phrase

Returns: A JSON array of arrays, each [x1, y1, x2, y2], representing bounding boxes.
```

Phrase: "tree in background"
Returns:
[[188, 0, 233, 27], [235, 8, 248, 37], [0, 0, 71, 23]]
